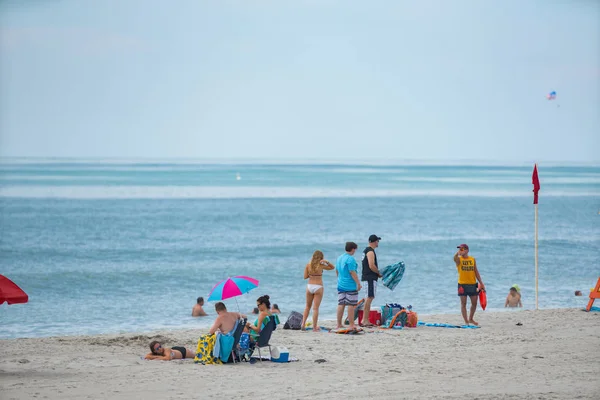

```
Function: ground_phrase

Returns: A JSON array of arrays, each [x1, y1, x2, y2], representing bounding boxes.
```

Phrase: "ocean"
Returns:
[[1, 160, 598, 339]]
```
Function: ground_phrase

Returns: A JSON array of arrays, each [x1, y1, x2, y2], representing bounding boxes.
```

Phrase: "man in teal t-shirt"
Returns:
[[335, 241, 362, 330]]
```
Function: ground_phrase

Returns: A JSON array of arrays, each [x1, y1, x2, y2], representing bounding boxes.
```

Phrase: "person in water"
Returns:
[[271, 304, 281, 314], [192, 296, 207, 317], [145, 341, 195, 360], [505, 286, 522, 307], [301, 250, 335, 331]]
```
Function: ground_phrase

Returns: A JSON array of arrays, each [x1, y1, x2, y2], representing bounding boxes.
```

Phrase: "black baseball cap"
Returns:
[[369, 234, 381, 243]]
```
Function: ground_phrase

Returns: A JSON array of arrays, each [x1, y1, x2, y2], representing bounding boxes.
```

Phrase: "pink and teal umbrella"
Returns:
[[207, 276, 259, 302]]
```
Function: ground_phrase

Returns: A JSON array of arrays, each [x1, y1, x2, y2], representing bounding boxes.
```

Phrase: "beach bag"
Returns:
[[382, 304, 405, 326], [392, 310, 408, 327], [406, 311, 418, 328], [238, 332, 252, 361], [381, 309, 408, 328], [283, 311, 303, 330]]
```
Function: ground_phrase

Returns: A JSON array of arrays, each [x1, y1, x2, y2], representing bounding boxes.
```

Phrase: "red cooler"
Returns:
[[358, 310, 382, 326]]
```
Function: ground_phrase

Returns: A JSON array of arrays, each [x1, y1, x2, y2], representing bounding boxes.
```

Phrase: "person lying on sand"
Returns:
[[145, 340, 195, 360]]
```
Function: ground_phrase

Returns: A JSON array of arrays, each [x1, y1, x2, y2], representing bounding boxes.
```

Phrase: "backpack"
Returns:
[[283, 311, 303, 330]]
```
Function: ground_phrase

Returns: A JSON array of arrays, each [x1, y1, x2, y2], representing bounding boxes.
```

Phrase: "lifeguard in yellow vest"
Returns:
[[453, 244, 485, 326]]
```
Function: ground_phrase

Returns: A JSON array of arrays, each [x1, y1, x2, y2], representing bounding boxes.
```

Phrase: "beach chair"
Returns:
[[228, 317, 247, 364], [254, 318, 276, 362], [216, 318, 246, 364]]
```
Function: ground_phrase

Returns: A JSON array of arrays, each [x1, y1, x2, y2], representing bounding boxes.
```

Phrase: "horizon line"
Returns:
[[0, 156, 599, 168]]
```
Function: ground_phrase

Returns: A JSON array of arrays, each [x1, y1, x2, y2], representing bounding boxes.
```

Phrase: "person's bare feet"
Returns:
[[469, 319, 479, 326], [313, 327, 320, 332]]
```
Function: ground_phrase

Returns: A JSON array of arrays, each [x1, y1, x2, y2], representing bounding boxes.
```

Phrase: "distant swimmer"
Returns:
[[236, 173, 241, 181], [192, 297, 207, 317], [505, 285, 522, 308]]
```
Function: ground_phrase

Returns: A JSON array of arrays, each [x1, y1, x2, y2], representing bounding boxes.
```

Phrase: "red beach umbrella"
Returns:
[[0, 275, 29, 305]]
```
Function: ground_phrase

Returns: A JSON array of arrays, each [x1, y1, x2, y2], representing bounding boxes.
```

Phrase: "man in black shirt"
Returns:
[[360, 234, 382, 327]]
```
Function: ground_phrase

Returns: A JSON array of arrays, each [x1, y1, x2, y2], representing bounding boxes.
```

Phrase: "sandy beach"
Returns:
[[1, 309, 599, 399]]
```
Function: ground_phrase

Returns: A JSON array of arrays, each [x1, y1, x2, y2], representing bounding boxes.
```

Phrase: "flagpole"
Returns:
[[535, 203, 539, 310]]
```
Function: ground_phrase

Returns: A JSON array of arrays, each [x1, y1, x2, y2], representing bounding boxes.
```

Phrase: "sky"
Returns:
[[0, 0, 598, 163]]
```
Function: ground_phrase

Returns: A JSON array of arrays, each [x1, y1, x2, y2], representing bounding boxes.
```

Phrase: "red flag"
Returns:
[[532, 164, 540, 204]]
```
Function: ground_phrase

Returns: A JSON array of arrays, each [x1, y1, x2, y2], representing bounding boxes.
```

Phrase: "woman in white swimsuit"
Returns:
[[301, 250, 334, 331]]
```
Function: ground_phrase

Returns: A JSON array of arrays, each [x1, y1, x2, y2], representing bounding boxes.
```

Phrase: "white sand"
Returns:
[[1, 309, 599, 399]]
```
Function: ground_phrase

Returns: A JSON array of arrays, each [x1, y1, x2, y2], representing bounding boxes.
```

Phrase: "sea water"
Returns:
[[0, 160, 598, 338]]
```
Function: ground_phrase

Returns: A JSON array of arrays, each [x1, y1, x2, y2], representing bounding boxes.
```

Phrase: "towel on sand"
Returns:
[[331, 327, 364, 334], [417, 321, 481, 329]]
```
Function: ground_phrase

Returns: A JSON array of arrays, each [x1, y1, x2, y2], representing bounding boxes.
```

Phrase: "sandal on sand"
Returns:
[[360, 323, 376, 328]]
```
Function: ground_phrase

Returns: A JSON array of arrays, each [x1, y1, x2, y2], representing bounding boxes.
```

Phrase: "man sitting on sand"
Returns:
[[192, 297, 208, 317], [145, 341, 195, 360], [209, 302, 245, 335]]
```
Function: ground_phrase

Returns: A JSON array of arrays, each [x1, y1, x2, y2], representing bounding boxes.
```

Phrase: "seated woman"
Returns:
[[145, 341, 195, 360], [245, 294, 279, 344]]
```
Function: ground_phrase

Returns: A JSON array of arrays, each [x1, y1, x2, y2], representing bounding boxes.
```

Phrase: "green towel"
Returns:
[[251, 314, 279, 341]]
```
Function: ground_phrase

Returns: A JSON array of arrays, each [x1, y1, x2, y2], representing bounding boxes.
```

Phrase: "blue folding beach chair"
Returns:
[[216, 318, 247, 364], [254, 318, 276, 362]]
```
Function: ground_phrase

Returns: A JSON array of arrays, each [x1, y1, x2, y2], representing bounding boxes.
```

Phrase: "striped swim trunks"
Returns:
[[338, 291, 359, 306]]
